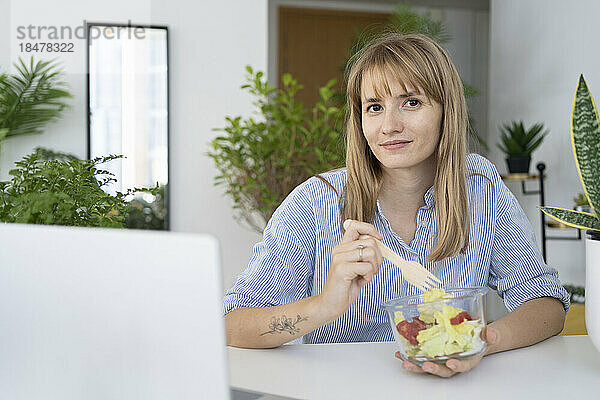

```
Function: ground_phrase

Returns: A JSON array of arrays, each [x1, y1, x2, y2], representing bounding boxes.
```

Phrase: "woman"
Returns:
[[223, 33, 569, 377]]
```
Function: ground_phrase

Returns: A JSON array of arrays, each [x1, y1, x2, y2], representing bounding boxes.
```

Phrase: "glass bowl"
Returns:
[[382, 287, 489, 366]]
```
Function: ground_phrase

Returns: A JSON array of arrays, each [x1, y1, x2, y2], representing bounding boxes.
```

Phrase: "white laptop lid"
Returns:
[[0, 223, 230, 400]]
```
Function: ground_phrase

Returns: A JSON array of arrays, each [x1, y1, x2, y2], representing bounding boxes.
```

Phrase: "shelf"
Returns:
[[546, 220, 573, 229], [501, 173, 539, 181], [499, 162, 581, 261]]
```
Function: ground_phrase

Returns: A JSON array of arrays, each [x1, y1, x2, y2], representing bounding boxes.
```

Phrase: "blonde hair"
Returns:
[[341, 32, 470, 262]]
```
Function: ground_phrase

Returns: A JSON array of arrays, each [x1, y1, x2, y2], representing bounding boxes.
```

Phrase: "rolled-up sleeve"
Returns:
[[223, 180, 317, 315], [489, 179, 570, 314]]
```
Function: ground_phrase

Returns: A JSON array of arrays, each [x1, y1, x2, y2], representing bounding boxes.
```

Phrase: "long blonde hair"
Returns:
[[341, 32, 470, 262]]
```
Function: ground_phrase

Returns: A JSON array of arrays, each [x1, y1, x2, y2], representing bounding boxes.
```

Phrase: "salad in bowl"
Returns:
[[382, 287, 488, 366]]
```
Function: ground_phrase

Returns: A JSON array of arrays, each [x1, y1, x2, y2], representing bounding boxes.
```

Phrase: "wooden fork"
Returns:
[[359, 235, 442, 292]]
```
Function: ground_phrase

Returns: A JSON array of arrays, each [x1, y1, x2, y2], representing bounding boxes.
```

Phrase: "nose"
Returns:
[[381, 107, 404, 135]]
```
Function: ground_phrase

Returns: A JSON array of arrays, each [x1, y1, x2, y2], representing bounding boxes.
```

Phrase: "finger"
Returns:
[[482, 326, 498, 355], [403, 361, 426, 373], [396, 355, 426, 374], [445, 354, 482, 373], [356, 273, 373, 288], [356, 270, 374, 288], [421, 361, 456, 378], [336, 242, 377, 272], [341, 262, 373, 284], [356, 235, 383, 271], [483, 326, 498, 343], [337, 240, 382, 272], [342, 219, 383, 243]]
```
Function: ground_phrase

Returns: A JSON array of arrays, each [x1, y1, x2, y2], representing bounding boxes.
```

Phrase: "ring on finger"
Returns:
[[357, 244, 365, 262]]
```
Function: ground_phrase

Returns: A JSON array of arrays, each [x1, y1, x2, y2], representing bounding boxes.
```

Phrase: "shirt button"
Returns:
[[421, 221, 427, 227]]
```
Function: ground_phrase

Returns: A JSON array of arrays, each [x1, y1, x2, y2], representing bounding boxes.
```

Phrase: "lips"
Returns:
[[381, 140, 412, 146], [380, 139, 413, 150]]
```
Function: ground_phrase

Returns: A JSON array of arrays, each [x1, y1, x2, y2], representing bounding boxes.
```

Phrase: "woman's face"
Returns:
[[360, 70, 442, 171]]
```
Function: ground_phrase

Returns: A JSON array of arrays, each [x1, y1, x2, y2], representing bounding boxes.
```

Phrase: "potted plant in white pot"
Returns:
[[540, 74, 600, 352], [497, 121, 549, 174]]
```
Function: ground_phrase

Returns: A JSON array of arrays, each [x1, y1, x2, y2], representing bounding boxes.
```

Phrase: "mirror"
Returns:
[[87, 23, 169, 230]]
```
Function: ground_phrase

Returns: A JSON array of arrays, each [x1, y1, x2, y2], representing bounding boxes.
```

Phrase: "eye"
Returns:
[[404, 98, 422, 108], [366, 104, 382, 113]]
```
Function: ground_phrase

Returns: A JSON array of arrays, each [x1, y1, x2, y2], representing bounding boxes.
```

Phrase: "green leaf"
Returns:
[[539, 206, 600, 230], [497, 120, 547, 156], [0, 152, 163, 229], [319, 86, 331, 102], [207, 66, 346, 233], [571, 74, 600, 219], [0, 56, 71, 138]]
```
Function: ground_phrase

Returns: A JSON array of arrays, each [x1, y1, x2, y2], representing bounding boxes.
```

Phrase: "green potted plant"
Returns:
[[0, 152, 158, 228], [497, 121, 549, 174], [207, 66, 345, 232], [0, 58, 71, 158], [539, 75, 600, 353]]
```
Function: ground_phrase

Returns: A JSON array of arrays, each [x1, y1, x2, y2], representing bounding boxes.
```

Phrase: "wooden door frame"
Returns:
[[267, 0, 397, 88], [267, 0, 489, 88]]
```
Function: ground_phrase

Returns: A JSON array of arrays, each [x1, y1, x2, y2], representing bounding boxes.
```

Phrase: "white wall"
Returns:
[[0, 0, 266, 291], [0, 0, 9, 68], [149, 1, 267, 291], [488, 0, 599, 287]]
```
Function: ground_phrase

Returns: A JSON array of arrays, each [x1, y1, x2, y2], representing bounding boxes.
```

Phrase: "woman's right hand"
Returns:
[[318, 219, 384, 320]]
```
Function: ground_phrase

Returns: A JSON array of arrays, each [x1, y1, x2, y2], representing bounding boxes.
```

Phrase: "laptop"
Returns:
[[0, 223, 230, 400]]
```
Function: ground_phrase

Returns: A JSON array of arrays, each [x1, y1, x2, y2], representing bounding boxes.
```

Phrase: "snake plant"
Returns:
[[539, 75, 600, 233]]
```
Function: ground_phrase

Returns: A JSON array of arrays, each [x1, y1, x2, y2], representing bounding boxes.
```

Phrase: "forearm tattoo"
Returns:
[[260, 314, 308, 336]]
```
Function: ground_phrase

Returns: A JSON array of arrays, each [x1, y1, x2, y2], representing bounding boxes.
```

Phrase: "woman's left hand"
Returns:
[[396, 326, 499, 378]]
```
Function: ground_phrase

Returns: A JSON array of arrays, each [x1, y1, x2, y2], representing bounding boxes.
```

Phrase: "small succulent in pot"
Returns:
[[497, 121, 549, 174]]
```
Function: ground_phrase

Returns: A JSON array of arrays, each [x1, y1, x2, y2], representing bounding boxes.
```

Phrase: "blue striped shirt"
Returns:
[[223, 153, 570, 344]]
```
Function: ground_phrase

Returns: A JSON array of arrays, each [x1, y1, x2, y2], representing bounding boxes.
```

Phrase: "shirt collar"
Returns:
[[424, 185, 435, 208]]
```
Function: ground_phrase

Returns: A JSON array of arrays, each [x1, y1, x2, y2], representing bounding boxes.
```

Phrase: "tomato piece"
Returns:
[[412, 317, 426, 330], [397, 320, 411, 340], [396, 319, 424, 345], [450, 311, 474, 325]]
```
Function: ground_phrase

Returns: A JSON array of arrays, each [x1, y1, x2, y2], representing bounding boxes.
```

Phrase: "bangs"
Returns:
[[357, 46, 438, 104]]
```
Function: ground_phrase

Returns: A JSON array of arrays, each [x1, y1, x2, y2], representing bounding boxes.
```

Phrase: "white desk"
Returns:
[[229, 336, 599, 399]]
